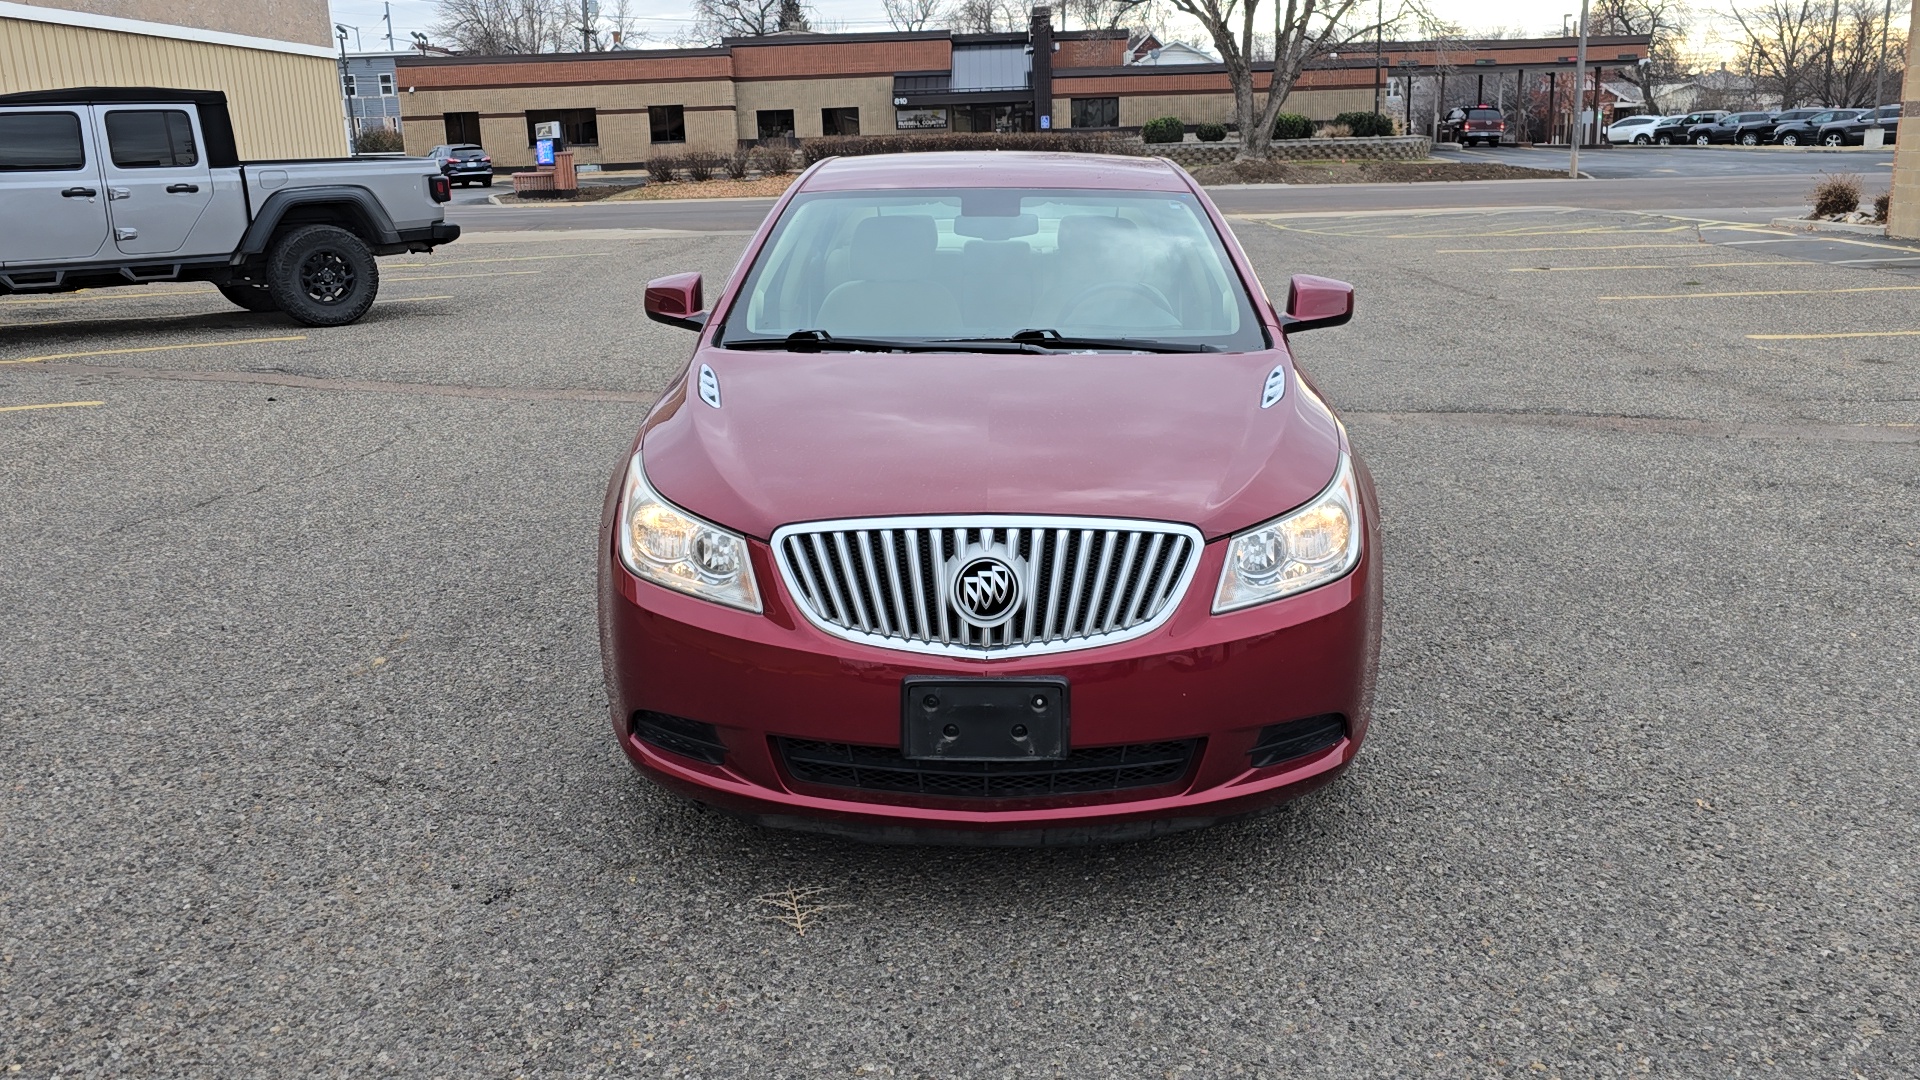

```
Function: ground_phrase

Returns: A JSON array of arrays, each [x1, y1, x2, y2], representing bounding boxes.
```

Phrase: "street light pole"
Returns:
[[335, 24, 354, 155], [1373, 0, 1383, 114], [1569, 0, 1588, 178], [1869, 0, 1893, 122]]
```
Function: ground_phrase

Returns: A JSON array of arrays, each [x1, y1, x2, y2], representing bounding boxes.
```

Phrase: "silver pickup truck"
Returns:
[[0, 86, 460, 326]]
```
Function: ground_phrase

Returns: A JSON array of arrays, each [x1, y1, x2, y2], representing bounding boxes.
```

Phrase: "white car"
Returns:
[[1606, 114, 1666, 144]]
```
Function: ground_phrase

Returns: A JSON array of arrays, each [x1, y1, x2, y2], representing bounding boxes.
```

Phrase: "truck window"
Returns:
[[0, 112, 85, 171], [104, 110, 199, 168]]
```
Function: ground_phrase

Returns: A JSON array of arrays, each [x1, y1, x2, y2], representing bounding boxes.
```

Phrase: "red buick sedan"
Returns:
[[598, 151, 1381, 843]]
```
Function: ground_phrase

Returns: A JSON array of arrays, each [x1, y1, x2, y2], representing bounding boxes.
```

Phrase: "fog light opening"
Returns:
[[1248, 713, 1347, 769], [629, 710, 728, 765]]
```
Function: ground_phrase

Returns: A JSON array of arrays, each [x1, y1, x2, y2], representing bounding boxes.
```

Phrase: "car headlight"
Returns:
[[1213, 453, 1361, 613], [616, 452, 761, 612]]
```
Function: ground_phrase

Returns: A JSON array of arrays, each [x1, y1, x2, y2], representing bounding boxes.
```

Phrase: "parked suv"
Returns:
[[429, 143, 493, 187], [0, 87, 459, 325], [1772, 108, 1861, 145], [1817, 105, 1902, 146], [1441, 105, 1506, 146], [1652, 110, 1726, 144], [1687, 111, 1773, 145], [1605, 114, 1665, 143]]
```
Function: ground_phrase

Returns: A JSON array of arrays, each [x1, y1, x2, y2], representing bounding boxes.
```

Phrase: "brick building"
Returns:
[[395, 10, 1649, 170]]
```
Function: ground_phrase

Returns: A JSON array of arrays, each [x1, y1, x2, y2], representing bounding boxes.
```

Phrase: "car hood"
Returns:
[[639, 349, 1344, 541]]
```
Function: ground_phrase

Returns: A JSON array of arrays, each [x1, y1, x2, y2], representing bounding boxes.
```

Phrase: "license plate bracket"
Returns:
[[901, 676, 1068, 761]]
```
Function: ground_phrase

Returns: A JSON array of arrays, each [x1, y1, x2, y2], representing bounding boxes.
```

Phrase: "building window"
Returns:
[[821, 107, 859, 136], [757, 109, 795, 140], [342, 73, 358, 97], [1071, 97, 1119, 129], [444, 112, 481, 144], [104, 110, 198, 168], [895, 107, 948, 130], [0, 112, 86, 171], [379, 73, 395, 96], [525, 108, 598, 146], [648, 105, 686, 144]]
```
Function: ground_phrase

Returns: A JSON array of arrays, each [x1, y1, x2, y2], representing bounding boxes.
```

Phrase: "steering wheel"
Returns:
[[1059, 280, 1175, 325]]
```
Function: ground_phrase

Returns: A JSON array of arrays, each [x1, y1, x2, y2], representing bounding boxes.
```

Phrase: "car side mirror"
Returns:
[[1282, 274, 1354, 334], [645, 272, 706, 331]]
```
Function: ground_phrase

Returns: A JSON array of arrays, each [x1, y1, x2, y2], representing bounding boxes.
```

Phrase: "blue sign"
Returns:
[[535, 138, 555, 166], [1039, 115, 1051, 130]]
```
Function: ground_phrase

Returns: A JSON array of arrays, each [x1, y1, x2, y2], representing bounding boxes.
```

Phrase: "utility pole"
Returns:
[[581, 0, 599, 51], [384, 2, 395, 50], [1824, 0, 1841, 105], [1568, 0, 1588, 178], [335, 24, 354, 154], [1869, 0, 1893, 119], [1373, 0, 1383, 114]]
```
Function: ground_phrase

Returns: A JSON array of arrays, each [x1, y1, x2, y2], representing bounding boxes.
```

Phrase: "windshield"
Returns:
[[452, 147, 487, 158], [715, 187, 1269, 353]]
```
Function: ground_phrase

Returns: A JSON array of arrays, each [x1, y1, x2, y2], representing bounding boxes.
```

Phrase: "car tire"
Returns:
[[1634, 134, 1650, 144], [1779, 132, 1800, 145], [264, 224, 379, 328], [1656, 134, 1672, 145], [216, 282, 279, 313], [1694, 134, 1711, 145], [1823, 133, 1845, 146], [1740, 133, 1759, 145], [481, 177, 493, 188]]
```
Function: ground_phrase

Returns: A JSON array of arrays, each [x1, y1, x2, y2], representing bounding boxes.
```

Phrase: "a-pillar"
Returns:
[[1887, 0, 1920, 238]]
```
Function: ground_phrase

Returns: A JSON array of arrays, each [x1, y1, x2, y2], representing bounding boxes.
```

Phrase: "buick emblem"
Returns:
[[952, 554, 1022, 628]]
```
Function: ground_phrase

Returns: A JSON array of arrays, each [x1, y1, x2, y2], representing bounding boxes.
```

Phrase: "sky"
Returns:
[[323, 0, 1676, 53]]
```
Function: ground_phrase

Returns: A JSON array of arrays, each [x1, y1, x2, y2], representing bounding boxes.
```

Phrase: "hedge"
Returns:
[[1271, 113, 1314, 140], [800, 132, 1141, 163], [1195, 122, 1227, 142], [1333, 111, 1395, 137], [1141, 116, 1185, 144]]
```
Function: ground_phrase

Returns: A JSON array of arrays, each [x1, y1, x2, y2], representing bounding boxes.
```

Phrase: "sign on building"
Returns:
[[895, 108, 949, 130]]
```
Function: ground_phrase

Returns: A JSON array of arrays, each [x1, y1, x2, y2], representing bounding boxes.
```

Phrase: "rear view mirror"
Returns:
[[645, 272, 706, 331], [955, 214, 1038, 240], [1282, 274, 1354, 334]]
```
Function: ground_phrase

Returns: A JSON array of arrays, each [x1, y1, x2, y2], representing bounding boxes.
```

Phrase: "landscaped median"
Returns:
[[488, 131, 1556, 202]]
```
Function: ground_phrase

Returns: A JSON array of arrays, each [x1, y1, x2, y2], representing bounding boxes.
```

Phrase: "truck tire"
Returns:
[[265, 224, 379, 327], [217, 283, 279, 313]]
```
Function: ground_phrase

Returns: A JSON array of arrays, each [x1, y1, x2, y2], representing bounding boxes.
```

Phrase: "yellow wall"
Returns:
[[0, 15, 345, 158], [1887, 0, 1920, 238], [9, 0, 332, 49]]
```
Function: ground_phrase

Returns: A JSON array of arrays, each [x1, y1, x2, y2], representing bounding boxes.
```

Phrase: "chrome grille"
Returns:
[[771, 516, 1202, 658]]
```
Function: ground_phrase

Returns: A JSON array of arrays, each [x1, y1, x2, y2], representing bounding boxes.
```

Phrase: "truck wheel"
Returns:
[[217, 283, 279, 313], [266, 224, 378, 327]]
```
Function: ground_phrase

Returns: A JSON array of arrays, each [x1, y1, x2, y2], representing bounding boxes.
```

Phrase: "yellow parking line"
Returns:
[[1599, 285, 1920, 301], [379, 270, 540, 282], [384, 253, 606, 268], [1748, 329, 1920, 340], [0, 400, 104, 413], [0, 335, 304, 365], [1438, 243, 1699, 253], [5, 294, 452, 328], [1510, 261, 1805, 272]]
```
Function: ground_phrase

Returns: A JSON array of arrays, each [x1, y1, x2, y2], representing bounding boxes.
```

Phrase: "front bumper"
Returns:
[[596, 464, 1383, 842]]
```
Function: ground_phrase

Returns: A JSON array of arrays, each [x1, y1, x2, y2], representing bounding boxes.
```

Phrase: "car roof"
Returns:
[[0, 85, 227, 107], [798, 151, 1191, 193]]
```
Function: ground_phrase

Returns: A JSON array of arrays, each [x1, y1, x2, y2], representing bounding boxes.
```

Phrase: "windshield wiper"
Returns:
[[721, 330, 1046, 353], [936, 329, 1221, 353]]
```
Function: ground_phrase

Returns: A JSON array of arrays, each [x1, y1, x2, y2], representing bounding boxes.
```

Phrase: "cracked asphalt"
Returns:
[[2, 205, 1917, 1078]]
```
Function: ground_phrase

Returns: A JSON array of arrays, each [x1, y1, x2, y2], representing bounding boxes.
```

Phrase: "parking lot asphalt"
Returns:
[[3, 208, 1918, 1077], [1439, 142, 1898, 182]]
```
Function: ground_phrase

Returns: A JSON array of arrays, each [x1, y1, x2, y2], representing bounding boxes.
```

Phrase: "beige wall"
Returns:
[[734, 76, 893, 140], [10, 0, 332, 48], [1, 15, 346, 157], [1887, 0, 1920, 238], [1057, 87, 1380, 129], [401, 78, 740, 165]]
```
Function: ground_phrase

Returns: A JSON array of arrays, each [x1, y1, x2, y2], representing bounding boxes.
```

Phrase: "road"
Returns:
[[447, 145, 1896, 232], [3, 205, 1917, 1075]]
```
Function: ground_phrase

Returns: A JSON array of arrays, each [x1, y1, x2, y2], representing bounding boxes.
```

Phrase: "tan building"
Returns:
[[1887, 0, 1920, 239], [0, 0, 347, 158]]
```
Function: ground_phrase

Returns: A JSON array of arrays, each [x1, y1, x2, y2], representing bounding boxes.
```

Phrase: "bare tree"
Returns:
[[882, 0, 948, 31], [690, 0, 784, 38], [1729, 0, 1828, 107], [432, 0, 574, 53], [947, 0, 1023, 32], [1589, 0, 1690, 113], [1060, 0, 1163, 35], [1817, 0, 1907, 106]]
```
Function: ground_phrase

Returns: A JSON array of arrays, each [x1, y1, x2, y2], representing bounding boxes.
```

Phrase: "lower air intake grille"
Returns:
[[1247, 713, 1346, 768], [630, 711, 727, 764], [778, 738, 1198, 799]]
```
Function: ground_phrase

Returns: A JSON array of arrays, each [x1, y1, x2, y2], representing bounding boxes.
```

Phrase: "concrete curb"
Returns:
[[1769, 217, 1889, 236]]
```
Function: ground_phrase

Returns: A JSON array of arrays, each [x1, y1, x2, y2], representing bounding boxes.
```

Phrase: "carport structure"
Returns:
[[1311, 34, 1653, 146]]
